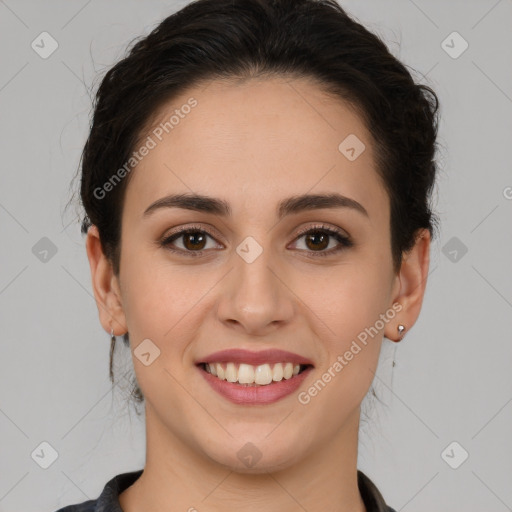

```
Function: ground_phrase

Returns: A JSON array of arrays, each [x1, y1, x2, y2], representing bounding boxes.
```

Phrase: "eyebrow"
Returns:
[[143, 192, 369, 220]]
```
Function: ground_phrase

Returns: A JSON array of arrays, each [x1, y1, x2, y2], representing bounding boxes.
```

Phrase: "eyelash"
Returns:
[[159, 223, 353, 258]]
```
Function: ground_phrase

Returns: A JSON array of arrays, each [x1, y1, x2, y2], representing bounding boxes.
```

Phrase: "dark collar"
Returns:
[[56, 468, 396, 512]]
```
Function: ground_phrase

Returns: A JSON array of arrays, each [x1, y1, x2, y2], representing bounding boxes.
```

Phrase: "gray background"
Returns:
[[1, 1, 511, 511]]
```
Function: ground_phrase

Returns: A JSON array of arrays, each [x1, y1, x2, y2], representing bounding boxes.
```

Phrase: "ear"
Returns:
[[85, 225, 127, 336], [385, 228, 431, 341]]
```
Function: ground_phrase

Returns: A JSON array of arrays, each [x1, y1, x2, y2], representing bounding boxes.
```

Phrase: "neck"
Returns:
[[119, 404, 366, 512]]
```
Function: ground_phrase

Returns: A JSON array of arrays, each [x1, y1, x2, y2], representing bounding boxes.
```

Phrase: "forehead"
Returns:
[[124, 76, 388, 225]]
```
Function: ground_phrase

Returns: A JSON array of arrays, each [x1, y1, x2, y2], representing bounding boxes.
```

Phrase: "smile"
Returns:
[[197, 362, 313, 405], [201, 361, 310, 386]]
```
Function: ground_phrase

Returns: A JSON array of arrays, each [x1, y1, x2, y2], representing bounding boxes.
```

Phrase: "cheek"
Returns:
[[301, 268, 388, 413], [119, 256, 199, 398], [119, 246, 196, 341], [299, 264, 390, 404], [297, 262, 390, 338]]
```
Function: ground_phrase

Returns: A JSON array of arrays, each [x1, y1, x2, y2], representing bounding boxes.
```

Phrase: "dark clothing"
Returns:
[[53, 469, 396, 512]]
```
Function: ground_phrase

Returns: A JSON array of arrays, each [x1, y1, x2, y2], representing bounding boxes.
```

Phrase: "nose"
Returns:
[[216, 243, 295, 336]]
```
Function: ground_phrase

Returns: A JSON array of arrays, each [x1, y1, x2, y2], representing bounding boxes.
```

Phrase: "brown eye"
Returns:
[[292, 226, 353, 257], [303, 231, 330, 251], [160, 227, 221, 256], [181, 231, 207, 251]]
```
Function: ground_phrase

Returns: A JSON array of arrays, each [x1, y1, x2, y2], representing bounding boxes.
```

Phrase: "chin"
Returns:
[[200, 433, 305, 474]]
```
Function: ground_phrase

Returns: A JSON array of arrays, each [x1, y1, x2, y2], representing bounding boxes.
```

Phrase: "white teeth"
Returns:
[[283, 362, 293, 379], [255, 364, 273, 385], [238, 363, 255, 384], [204, 362, 304, 385], [225, 362, 237, 383], [272, 363, 283, 381]]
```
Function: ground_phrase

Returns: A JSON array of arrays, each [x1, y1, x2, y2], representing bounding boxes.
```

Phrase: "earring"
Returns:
[[396, 324, 406, 342], [392, 324, 406, 368], [109, 327, 116, 378]]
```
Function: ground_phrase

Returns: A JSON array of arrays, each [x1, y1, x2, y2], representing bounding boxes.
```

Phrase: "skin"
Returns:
[[86, 76, 430, 512]]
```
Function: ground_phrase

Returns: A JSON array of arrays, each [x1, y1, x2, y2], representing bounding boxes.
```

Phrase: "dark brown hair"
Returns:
[[73, 0, 440, 407]]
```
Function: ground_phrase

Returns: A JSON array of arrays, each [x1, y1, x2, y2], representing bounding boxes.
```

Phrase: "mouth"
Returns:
[[195, 348, 314, 404], [197, 361, 313, 387]]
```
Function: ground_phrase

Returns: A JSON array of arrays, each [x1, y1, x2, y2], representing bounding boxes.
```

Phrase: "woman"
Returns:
[[56, 0, 439, 510]]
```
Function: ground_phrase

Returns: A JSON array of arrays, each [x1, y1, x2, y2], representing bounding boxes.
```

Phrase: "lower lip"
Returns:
[[198, 365, 313, 405]]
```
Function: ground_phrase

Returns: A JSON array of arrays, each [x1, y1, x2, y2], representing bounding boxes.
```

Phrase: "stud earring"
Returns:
[[396, 324, 406, 342]]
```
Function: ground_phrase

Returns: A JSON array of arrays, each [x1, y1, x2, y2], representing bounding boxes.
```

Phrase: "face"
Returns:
[[97, 76, 406, 472]]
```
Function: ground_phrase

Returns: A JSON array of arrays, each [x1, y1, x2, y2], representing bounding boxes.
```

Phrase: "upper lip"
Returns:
[[196, 348, 314, 367]]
